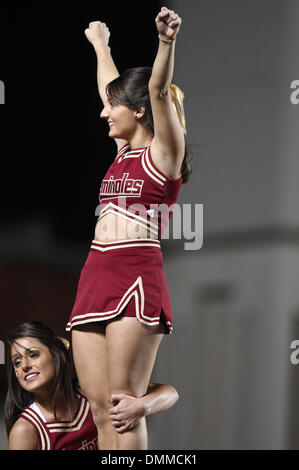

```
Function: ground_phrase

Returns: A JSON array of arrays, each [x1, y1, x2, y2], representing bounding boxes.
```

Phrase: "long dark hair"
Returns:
[[106, 67, 193, 183], [5, 321, 77, 436]]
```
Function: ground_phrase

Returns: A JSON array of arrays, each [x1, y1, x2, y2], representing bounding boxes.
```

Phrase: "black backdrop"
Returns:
[[0, 2, 161, 240]]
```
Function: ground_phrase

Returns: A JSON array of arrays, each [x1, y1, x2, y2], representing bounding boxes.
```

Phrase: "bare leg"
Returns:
[[71, 323, 117, 450], [105, 316, 166, 450]]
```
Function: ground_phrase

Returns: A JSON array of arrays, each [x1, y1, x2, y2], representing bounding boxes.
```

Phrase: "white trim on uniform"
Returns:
[[21, 409, 51, 450], [47, 397, 85, 430], [91, 238, 160, 246], [29, 402, 47, 422], [144, 147, 167, 182], [66, 276, 163, 331], [117, 149, 145, 163], [114, 145, 130, 160], [47, 399, 90, 433], [115, 146, 146, 162], [99, 202, 159, 230], [98, 202, 159, 237], [141, 147, 166, 186], [90, 241, 160, 252], [166, 321, 173, 333]]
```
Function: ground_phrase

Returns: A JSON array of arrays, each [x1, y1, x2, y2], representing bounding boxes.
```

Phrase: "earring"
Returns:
[[15, 371, 18, 378]]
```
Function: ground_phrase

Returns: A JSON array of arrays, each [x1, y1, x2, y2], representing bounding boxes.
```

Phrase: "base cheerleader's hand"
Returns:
[[155, 6, 182, 42], [108, 393, 146, 433], [84, 21, 111, 47]]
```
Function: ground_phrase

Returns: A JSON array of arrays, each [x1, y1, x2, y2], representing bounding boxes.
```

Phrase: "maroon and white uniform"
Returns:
[[18, 393, 97, 450], [98, 144, 182, 240], [66, 144, 183, 334]]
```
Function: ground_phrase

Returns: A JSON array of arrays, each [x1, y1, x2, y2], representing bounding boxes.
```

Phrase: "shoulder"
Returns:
[[9, 417, 39, 450]]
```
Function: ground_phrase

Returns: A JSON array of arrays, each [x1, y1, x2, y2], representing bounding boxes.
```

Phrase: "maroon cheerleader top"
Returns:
[[18, 393, 98, 450], [98, 143, 183, 240]]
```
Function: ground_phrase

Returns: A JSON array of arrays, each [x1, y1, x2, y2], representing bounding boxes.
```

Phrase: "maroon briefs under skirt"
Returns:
[[66, 238, 173, 334]]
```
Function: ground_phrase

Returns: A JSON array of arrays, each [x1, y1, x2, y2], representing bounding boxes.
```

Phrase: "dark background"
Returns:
[[0, 2, 161, 242]]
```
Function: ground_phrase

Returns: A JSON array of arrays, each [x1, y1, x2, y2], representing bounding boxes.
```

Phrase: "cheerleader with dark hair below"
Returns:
[[5, 321, 178, 450]]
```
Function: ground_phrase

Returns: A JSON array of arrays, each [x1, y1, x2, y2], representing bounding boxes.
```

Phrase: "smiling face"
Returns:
[[100, 100, 139, 140], [11, 337, 56, 394]]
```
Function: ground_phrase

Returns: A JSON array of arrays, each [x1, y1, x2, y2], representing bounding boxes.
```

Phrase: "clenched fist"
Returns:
[[84, 21, 111, 47], [155, 6, 182, 41]]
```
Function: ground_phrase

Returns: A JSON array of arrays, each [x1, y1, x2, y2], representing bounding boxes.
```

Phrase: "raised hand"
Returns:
[[155, 6, 182, 42], [84, 21, 111, 47]]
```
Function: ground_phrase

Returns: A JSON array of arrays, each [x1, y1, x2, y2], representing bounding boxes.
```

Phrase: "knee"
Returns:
[[84, 391, 111, 429], [89, 400, 111, 429]]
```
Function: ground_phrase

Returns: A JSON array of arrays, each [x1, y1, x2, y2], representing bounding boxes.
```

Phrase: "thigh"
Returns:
[[71, 323, 110, 409], [105, 316, 165, 398]]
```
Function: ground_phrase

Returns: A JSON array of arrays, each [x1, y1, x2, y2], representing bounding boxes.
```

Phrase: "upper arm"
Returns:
[[9, 418, 39, 450], [148, 83, 185, 172]]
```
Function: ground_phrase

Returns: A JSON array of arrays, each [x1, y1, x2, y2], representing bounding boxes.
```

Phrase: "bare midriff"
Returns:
[[94, 213, 157, 242]]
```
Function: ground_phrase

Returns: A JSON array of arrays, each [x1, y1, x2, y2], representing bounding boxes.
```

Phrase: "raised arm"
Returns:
[[85, 21, 119, 106], [108, 383, 179, 433], [85, 21, 128, 150], [148, 7, 185, 177]]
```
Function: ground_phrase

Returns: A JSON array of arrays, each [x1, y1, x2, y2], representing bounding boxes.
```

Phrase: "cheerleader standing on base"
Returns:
[[69, 6, 190, 450]]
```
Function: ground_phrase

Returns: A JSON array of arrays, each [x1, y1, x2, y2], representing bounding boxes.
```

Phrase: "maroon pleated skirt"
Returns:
[[66, 238, 173, 334]]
